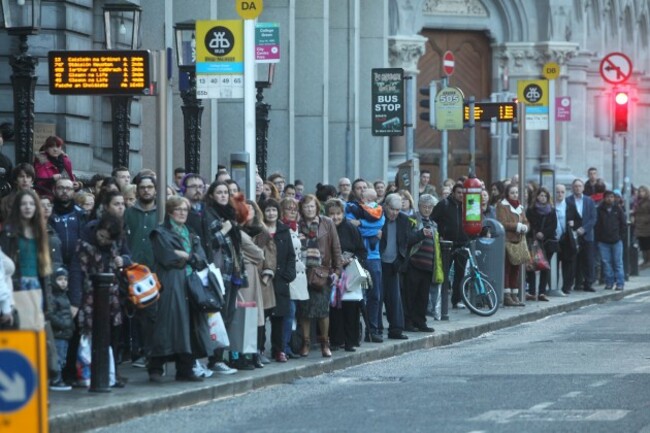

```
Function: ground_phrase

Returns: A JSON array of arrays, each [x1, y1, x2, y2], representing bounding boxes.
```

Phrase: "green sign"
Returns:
[[435, 86, 464, 130], [371, 68, 404, 136]]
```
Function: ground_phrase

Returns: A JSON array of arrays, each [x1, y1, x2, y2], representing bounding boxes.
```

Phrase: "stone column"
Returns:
[[387, 35, 427, 176]]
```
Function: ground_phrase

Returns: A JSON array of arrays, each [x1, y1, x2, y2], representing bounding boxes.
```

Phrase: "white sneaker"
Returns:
[[209, 362, 237, 375], [193, 361, 214, 378]]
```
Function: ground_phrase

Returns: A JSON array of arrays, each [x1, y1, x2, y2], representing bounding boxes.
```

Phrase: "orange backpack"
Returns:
[[123, 263, 161, 308]]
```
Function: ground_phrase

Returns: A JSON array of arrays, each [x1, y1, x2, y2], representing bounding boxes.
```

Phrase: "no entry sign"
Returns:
[[443, 51, 455, 76]]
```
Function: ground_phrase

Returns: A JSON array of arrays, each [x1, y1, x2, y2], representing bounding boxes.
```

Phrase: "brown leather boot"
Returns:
[[300, 337, 311, 357], [299, 319, 311, 357], [319, 337, 332, 358], [503, 291, 518, 307], [511, 290, 525, 306]]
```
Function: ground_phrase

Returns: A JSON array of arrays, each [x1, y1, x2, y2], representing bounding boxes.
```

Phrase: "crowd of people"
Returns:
[[0, 132, 646, 392]]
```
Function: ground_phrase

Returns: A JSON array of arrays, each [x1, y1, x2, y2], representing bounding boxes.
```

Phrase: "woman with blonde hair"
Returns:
[[147, 196, 211, 382], [398, 189, 416, 217]]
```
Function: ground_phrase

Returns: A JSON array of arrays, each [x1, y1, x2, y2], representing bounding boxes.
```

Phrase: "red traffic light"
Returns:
[[614, 91, 629, 133], [615, 92, 629, 105]]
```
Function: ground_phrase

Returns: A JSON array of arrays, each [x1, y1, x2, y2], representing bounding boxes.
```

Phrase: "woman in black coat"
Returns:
[[525, 187, 558, 301], [148, 196, 211, 383], [325, 199, 367, 352], [261, 199, 296, 362]]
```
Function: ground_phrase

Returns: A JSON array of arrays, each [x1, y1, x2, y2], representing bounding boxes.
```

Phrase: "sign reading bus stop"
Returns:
[[371, 68, 404, 136]]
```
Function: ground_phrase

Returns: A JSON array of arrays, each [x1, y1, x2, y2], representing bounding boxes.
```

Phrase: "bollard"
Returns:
[[629, 224, 639, 277], [90, 273, 115, 393], [440, 240, 453, 321]]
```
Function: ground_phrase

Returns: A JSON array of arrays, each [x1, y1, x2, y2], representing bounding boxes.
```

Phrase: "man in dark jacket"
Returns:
[[379, 193, 413, 340], [595, 191, 626, 290], [50, 177, 86, 383], [123, 175, 158, 367], [431, 183, 469, 308], [566, 179, 598, 292]]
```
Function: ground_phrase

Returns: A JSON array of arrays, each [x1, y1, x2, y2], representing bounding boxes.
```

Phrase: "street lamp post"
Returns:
[[174, 20, 203, 175], [103, 1, 141, 170], [255, 64, 275, 180], [1, 0, 41, 165]]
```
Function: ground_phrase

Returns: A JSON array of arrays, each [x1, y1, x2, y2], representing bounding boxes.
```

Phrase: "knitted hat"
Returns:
[[55, 267, 68, 279]]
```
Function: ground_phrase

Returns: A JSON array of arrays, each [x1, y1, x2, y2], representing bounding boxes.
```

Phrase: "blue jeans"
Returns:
[[598, 241, 624, 288], [282, 300, 296, 354], [55, 339, 69, 372], [364, 259, 383, 335]]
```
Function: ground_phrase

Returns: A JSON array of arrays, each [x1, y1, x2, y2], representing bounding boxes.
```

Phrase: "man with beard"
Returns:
[[50, 177, 87, 383], [51, 178, 87, 271], [123, 174, 158, 368], [181, 174, 206, 235]]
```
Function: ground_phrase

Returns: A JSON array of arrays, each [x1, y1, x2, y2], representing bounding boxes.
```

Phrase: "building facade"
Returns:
[[1, 0, 648, 191]]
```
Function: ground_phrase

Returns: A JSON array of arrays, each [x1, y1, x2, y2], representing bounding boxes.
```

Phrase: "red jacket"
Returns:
[[33, 151, 75, 194]]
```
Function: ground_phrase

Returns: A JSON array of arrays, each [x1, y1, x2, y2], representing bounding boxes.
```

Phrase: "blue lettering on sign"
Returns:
[[0, 350, 36, 413]]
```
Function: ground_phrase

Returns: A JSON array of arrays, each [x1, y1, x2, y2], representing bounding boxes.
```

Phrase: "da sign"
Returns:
[[236, 0, 263, 20], [371, 68, 404, 136]]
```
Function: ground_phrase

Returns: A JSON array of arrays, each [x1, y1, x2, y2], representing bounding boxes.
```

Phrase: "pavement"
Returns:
[[49, 271, 650, 433]]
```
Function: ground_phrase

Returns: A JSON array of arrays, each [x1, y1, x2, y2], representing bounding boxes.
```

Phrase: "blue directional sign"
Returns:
[[0, 350, 37, 413]]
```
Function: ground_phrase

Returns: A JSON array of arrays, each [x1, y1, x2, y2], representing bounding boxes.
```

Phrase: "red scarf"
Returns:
[[506, 198, 520, 209], [282, 218, 297, 232]]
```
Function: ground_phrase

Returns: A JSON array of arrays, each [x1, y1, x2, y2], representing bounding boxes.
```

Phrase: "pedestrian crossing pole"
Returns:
[[517, 101, 526, 303]]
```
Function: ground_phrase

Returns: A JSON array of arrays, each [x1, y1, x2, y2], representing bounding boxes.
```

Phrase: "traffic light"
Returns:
[[511, 97, 519, 135], [419, 81, 437, 128], [614, 91, 629, 132]]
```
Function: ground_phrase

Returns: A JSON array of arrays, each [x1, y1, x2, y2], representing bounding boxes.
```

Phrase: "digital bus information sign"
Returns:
[[463, 102, 517, 122], [48, 50, 151, 95]]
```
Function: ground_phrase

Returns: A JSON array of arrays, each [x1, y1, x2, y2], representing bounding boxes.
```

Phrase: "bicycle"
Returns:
[[452, 240, 499, 316]]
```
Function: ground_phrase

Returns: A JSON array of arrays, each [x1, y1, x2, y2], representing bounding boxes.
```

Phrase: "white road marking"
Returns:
[[470, 409, 630, 424], [529, 402, 554, 411], [560, 391, 582, 398], [472, 409, 629, 423]]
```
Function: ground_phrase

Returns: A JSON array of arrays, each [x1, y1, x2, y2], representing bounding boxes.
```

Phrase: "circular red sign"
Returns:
[[443, 51, 455, 76]]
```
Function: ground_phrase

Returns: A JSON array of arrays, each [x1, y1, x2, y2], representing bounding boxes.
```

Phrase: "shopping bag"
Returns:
[[208, 264, 226, 296], [344, 258, 366, 289], [208, 312, 230, 349], [75, 334, 117, 387], [526, 240, 551, 272], [227, 298, 258, 354]]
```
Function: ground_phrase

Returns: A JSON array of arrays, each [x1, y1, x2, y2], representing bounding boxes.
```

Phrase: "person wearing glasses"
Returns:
[[147, 196, 211, 383], [123, 175, 159, 368], [338, 177, 352, 201], [181, 174, 206, 214]]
